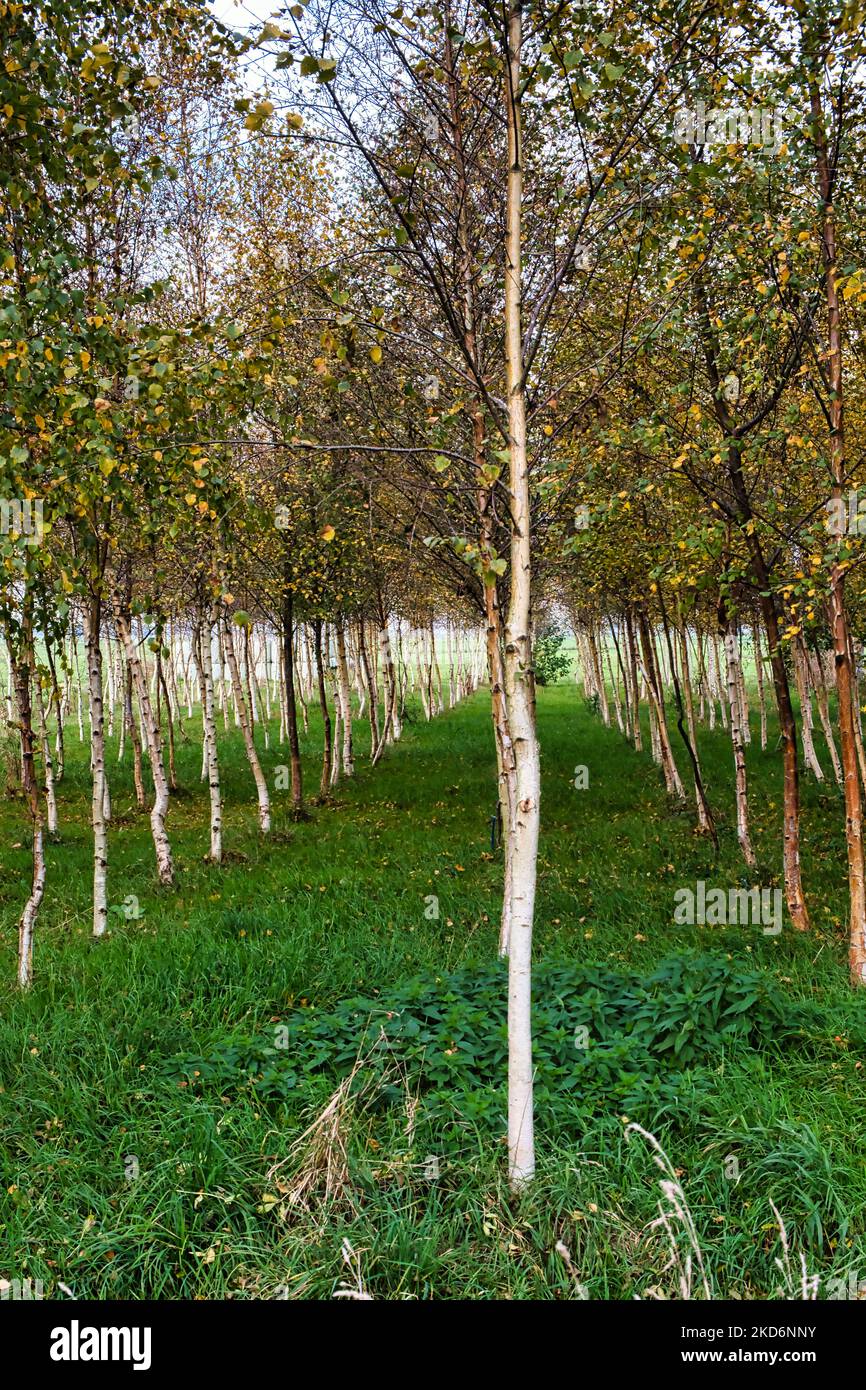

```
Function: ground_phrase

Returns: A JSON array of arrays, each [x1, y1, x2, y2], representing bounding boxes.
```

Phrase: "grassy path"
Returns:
[[0, 685, 864, 1298]]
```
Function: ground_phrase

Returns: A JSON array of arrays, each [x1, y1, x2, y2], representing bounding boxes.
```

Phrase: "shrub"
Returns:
[[534, 625, 571, 686]]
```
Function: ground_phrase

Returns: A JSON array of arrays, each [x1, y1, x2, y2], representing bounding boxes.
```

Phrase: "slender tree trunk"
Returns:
[[847, 634, 866, 797], [809, 66, 866, 979], [609, 616, 632, 741], [794, 636, 824, 782], [123, 657, 145, 808], [335, 617, 355, 776], [677, 614, 697, 754], [84, 598, 109, 936], [193, 609, 222, 863], [313, 618, 332, 797], [7, 614, 45, 988], [659, 596, 715, 840], [712, 636, 728, 729], [625, 610, 642, 751], [754, 622, 768, 751], [503, 0, 538, 1187], [281, 584, 304, 812], [377, 605, 401, 742], [328, 638, 342, 789], [73, 626, 85, 742], [34, 673, 58, 837], [737, 631, 751, 745], [808, 648, 842, 786], [721, 610, 757, 868], [587, 624, 610, 725], [637, 610, 685, 799], [114, 597, 174, 884], [157, 650, 177, 791], [485, 580, 516, 959], [45, 637, 64, 782], [357, 621, 379, 756], [221, 615, 271, 834], [760, 591, 809, 931], [606, 641, 625, 735], [696, 274, 809, 931]]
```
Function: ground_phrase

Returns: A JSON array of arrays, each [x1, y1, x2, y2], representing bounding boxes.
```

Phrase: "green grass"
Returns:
[[1, 680, 865, 1299]]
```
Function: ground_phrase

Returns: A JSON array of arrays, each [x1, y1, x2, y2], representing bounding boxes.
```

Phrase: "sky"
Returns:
[[208, 0, 279, 91]]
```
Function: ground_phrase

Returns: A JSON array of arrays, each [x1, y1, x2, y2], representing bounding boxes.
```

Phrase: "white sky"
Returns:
[[210, 0, 277, 35], [208, 0, 284, 92]]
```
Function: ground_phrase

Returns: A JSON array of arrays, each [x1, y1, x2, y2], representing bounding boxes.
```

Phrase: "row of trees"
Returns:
[[1, 590, 485, 931], [5, 0, 866, 1190]]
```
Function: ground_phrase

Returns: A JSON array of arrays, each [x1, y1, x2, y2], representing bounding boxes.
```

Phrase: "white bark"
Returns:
[[84, 604, 109, 937], [35, 675, 58, 837], [335, 617, 355, 776], [794, 638, 824, 782], [724, 625, 757, 868], [8, 629, 45, 987], [503, 0, 537, 1189], [114, 600, 174, 886], [221, 615, 271, 834], [194, 609, 222, 862]]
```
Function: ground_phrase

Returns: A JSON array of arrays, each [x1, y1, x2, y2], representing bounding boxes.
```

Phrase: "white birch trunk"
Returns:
[[724, 625, 757, 867], [114, 601, 174, 885], [194, 610, 222, 862], [221, 616, 271, 834], [503, 0, 538, 1188], [84, 603, 108, 937]]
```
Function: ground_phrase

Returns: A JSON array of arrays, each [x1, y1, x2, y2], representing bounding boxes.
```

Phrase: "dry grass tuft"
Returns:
[[266, 1043, 384, 1219]]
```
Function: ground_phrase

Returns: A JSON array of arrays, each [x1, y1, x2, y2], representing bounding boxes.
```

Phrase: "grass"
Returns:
[[1, 676, 865, 1299]]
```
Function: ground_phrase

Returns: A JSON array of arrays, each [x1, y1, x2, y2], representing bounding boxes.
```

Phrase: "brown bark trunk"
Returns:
[[809, 66, 866, 979]]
